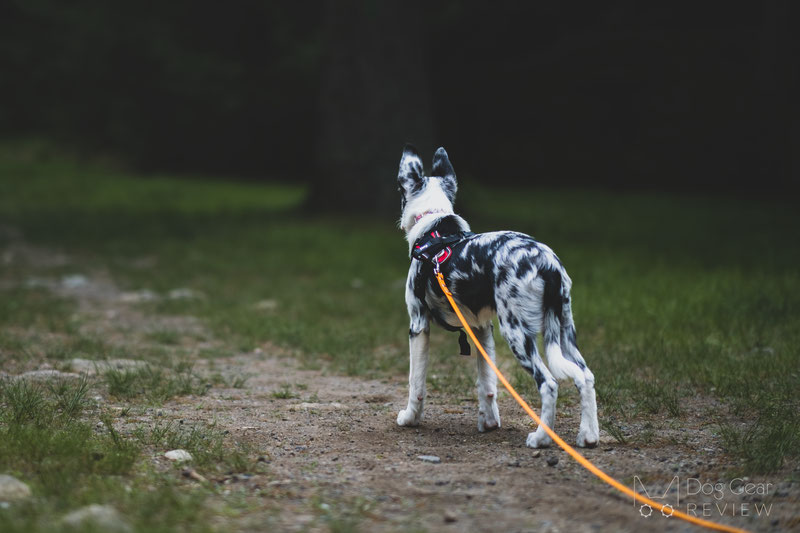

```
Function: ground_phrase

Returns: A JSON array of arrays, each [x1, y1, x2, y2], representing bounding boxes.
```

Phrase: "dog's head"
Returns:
[[397, 144, 458, 233]]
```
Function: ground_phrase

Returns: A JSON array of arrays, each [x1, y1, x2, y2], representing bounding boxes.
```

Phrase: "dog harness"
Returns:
[[411, 230, 474, 266], [411, 229, 475, 355]]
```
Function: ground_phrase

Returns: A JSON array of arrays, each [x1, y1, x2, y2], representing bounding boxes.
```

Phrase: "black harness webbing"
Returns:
[[411, 230, 476, 355]]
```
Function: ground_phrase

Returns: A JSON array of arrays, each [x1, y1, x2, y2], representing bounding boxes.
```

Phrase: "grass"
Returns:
[[0, 134, 798, 519], [271, 383, 299, 399], [0, 369, 240, 532], [103, 363, 208, 404]]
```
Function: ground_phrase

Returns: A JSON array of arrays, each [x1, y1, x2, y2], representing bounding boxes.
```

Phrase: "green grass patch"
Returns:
[[270, 384, 299, 400], [104, 363, 207, 404], [1, 147, 798, 475], [0, 374, 229, 532], [133, 420, 254, 473]]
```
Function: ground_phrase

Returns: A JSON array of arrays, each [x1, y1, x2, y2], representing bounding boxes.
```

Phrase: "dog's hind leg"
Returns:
[[474, 324, 500, 432], [561, 317, 599, 448], [542, 269, 599, 448], [497, 312, 558, 448], [397, 312, 430, 427]]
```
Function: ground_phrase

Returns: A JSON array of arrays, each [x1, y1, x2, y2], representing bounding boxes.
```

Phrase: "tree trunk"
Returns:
[[309, 0, 435, 214]]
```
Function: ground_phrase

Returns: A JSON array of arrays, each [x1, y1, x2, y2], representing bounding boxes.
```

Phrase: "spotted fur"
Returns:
[[396, 145, 599, 449]]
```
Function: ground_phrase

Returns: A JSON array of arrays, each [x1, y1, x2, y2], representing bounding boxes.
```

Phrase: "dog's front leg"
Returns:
[[397, 318, 430, 427], [474, 324, 500, 432]]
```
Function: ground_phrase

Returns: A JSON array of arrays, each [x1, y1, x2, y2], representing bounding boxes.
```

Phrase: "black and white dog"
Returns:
[[396, 145, 599, 449]]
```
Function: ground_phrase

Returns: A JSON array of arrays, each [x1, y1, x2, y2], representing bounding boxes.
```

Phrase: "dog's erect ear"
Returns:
[[432, 147, 455, 179], [398, 144, 425, 196], [432, 147, 457, 203]]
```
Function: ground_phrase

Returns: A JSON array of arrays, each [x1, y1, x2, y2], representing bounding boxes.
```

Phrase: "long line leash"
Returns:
[[434, 270, 749, 533]]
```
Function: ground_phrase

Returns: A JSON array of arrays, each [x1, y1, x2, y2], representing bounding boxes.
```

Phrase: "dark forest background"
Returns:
[[1, 1, 797, 212]]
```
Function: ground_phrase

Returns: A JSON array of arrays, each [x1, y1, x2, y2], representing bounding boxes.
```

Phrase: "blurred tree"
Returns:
[[308, 0, 434, 214], [0, 1, 795, 194]]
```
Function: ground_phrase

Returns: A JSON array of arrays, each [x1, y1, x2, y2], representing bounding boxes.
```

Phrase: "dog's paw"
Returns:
[[576, 425, 599, 448], [396, 408, 421, 427], [477, 405, 501, 433], [526, 429, 553, 449]]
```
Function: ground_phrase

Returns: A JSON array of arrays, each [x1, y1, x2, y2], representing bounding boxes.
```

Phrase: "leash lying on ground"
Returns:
[[434, 268, 749, 533]]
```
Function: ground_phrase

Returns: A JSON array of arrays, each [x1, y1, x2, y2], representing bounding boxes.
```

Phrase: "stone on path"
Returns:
[[69, 358, 147, 376], [0, 475, 31, 502], [18, 370, 80, 381], [62, 504, 132, 533], [165, 449, 193, 463]]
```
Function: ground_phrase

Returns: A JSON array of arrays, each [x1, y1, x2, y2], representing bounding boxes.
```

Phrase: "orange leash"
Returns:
[[435, 271, 749, 533]]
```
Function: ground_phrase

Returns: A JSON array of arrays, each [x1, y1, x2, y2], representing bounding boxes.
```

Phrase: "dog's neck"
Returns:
[[414, 209, 448, 226], [404, 211, 471, 256]]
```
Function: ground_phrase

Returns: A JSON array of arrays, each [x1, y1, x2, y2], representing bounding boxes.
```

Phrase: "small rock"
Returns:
[[443, 510, 458, 523], [181, 468, 207, 483], [418, 455, 441, 464], [287, 402, 346, 411], [0, 475, 31, 502], [531, 450, 542, 458], [253, 299, 279, 311], [62, 504, 132, 533], [546, 455, 559, 467], [119, 290, 158, 303], [165, 449, 193, 463], [168, 288, 204, 300], [70, 358, 147, 376], [18, 369, 80, 381], [61, 274, 89, 289]]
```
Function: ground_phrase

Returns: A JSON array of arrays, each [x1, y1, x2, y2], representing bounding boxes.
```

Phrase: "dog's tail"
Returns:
[[541, 268, 587, 382]]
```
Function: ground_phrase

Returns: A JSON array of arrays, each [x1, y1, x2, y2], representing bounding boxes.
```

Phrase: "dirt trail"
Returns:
[[3, 239, 796, 532], [161, 350, 794, 533]]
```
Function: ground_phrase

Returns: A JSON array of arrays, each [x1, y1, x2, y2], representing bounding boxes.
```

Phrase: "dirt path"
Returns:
[[153, 350, 794, 533], [3, 239, 797, 532]]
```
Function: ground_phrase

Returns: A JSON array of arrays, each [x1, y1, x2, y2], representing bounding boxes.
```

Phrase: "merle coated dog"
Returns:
[[396, 145, 599, 448]]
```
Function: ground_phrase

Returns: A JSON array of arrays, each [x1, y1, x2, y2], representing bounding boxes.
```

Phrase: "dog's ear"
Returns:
[[398, 144, 425, 196], [432, 147, 457, 203]]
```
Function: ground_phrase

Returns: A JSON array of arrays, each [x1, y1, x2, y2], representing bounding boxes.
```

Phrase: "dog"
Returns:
[[396, 144, 599, 448]]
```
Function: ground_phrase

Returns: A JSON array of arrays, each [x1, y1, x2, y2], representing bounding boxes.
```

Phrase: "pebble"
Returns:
[[531, 450, 541, 458], [287, 402, 346, 411], [61, 274, 89, 289], [61, 504, 132, 533], [182, 469, 207, 483], [17, 369, 80, 381], [418, 455, 441, 464], [168, 288, 204, 300], [0, 475, 31, 502], [546, 455, 559, 467], [253, 299, 279, 311], [165, 449, 193, 463], [443, 510, 458, 523], [119, 290, 158, 303], [70, 358, 147, 376]]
